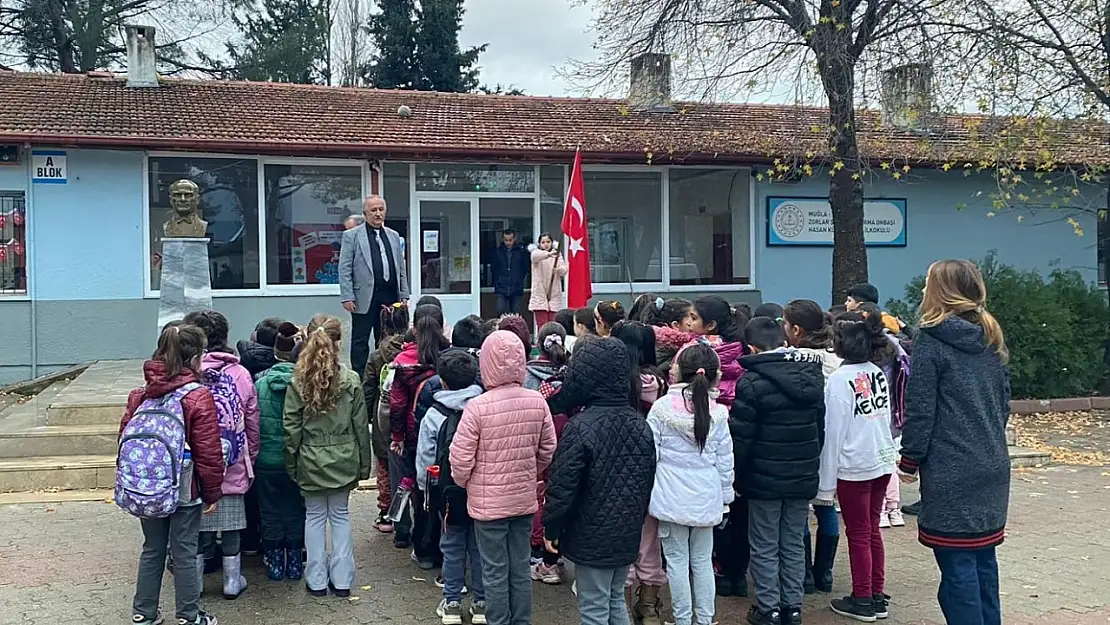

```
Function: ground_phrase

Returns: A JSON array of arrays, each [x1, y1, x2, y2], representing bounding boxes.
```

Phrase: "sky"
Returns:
[[458, 0, 598, 97]]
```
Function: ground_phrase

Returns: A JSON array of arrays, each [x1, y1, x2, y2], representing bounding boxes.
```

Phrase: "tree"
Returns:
[[568, 0, 961, 301], [227, 0, 331, 84], [363, 0, 418, 88], [363, 0, 485, 92], [333, 0, 368, 86]]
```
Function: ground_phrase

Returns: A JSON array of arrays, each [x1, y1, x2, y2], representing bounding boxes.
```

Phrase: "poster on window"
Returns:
[[767, 197, 907, 247], [292, 224, 345, 283]]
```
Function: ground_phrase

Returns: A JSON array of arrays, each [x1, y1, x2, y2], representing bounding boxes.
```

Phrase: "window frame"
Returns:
[[142, 152, 370, 298], [0, 189, 29, 300]]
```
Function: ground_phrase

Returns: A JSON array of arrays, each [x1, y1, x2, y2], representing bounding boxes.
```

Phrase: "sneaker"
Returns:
[[374, 511, 394, 534], [433, 575, 467, 594], [394, 532, 412, 549], [879, 512, 891, 528], [177, 611, 217, 625], [887, 509, 905, 527], [746, 605, 781, 625], [830, 596, 877, 622], [781, 606, 802, 625], [132, 613, 164, 625], [411, 550, 436, 570], [872, 593, 890, 619], [530, 562, 561, 585], [470, 600, 487, 625], [437, 599, 463, 625], [530, 546, 544, 565], [901, 500, 921, 516], [306, 583, 327, 598]]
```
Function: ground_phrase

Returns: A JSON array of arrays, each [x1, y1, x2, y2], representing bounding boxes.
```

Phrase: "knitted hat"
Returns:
[[497, 315, 531, 354], [274, 322, 300, 362]]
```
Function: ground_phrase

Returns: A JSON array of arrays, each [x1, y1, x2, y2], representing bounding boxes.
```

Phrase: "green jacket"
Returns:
[[284, 366, 371, 495], [255, 361, 295, 472]]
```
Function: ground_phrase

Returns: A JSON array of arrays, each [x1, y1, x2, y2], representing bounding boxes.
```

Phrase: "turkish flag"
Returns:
[[561, 150, 592, 308]]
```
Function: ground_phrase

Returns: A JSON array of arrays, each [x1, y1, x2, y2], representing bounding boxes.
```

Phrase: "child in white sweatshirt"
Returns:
[[819, 312, 897, 623]]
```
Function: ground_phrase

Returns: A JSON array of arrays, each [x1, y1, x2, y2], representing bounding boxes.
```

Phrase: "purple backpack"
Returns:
[[115, 383, 201, 519], [201, 366, 246, 467]]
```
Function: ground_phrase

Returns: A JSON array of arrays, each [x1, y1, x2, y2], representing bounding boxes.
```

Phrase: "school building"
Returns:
[[0, 31, 1104, 384]]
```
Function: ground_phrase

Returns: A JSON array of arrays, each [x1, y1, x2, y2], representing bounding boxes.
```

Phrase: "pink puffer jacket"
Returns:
[[450, 330, 557, 522], [201, 351, 260, 496]]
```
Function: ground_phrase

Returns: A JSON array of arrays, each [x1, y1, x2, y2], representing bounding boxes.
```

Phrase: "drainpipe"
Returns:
[[24, 143, 37, 378]]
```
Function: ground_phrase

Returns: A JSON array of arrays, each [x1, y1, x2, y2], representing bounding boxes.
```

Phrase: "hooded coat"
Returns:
[[120, 361, 225, 506], [730, 349, 826, 500], [388, 342, 437, 445], [255, 361, 294, 471], [365, 334, 405, 461], [898, 316, 1011, 550], [524, 358, 562, 392], [542, 338, 657, 569], [527, 247, 567, 312], [672, 337, 746, 409], [200, 351, 260, 495], [449, 331, 557, 522], [237, 339, 277, 380], [416, 384, 485, 492]]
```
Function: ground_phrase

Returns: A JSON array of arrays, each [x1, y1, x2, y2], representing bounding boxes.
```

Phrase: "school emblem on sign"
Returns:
[[774, 202, 805, 238]]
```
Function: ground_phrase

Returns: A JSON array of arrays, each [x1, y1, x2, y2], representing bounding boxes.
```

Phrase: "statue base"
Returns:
[[157, 238, 213, 332]]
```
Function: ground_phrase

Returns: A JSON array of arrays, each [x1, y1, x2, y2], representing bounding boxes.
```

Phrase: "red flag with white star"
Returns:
[[561, 150, 592, 308]]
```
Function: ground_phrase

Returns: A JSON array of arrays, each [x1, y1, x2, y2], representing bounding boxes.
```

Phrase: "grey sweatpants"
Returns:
[[748, 498, 809, 612], [474, 514, 533, 625], [133, 503, 203, 622], [305, 490, 356, 592]]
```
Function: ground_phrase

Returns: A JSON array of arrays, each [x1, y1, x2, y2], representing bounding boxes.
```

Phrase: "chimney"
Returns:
[[880, 63, 933, 131], [629, 53, 673, 111], [125, 25, 158, 88]]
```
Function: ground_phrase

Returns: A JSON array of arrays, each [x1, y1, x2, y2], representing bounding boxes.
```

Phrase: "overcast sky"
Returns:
[[458, 0, 597, 97]]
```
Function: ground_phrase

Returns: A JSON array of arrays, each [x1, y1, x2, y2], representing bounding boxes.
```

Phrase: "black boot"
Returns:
[[730, 574, 748, 597], [812, 533, 838, 593], [716, 570, 733, 597], [803, 533, 816, 594]]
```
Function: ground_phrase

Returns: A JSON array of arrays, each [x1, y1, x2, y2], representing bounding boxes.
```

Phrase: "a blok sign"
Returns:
[[31, 150, 67, 184]]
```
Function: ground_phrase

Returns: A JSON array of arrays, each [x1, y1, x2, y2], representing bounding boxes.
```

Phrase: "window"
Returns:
[[584, 170, 663, 283], [539, 165, 566, 242], [668, 169, 751, 285], [149, 157, 260, 290], [382, 162, 411, 269], [415, 164, 534, 193], [419, 200, 472, 294], [264, 164, 363, 285], [0, 192, 26, 295]]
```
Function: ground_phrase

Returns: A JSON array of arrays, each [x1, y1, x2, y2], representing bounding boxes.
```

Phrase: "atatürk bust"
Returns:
[[163, 179, 208, 238]]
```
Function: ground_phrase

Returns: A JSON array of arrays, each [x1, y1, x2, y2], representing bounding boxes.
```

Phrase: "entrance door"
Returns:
[[415, 198, 479, 323], [479, 197, 535, 322]]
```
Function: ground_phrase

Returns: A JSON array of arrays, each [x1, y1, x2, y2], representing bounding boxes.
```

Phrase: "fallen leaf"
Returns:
[[348, 596, 361, 602], [412, 576, 426, 582], [360, 585, 372, 591]]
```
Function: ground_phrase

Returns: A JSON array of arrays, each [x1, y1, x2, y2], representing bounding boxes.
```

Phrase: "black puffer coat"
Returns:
[[542, 338, 657, 569], [237, 339, 277, 379], [730, 349, 825, 501]]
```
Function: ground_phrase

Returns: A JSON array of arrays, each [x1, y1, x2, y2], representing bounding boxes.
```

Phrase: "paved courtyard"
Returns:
[[1, 465, 1109, 625]]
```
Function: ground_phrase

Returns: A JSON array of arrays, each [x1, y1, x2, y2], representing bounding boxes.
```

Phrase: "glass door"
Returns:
[[416, 198, 480, 322], [479, 197, 535, 321]]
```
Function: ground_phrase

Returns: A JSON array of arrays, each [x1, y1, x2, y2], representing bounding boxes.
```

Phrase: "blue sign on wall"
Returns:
[[767, 197, 907, 247]]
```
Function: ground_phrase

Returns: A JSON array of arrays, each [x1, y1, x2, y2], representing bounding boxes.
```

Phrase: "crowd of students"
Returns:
[[116, 259, 1011, 625]]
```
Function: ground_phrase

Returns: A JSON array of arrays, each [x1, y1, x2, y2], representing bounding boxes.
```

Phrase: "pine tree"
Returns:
[[413, 0, 485, 92], [228, 0, 331, 85], [364, 0, 419, 89]]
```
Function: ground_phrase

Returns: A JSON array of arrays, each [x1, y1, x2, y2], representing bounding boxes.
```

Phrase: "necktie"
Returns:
[[376, 229, 390, 282]]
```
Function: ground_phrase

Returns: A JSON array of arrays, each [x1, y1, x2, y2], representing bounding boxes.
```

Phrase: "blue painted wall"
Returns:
[[29, 149, 145, 300], [755, 171, 1102, 308]]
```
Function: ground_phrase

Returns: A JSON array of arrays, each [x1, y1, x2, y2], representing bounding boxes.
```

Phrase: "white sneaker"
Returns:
[[437, 599, 463, 625], [530, 562, 562, 584], [879, 512, 891, 528], [888, 509, 905, 527]]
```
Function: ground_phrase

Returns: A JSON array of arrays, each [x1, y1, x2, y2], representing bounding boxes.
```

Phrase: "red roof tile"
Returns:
[[0, 71, 1104, 166]]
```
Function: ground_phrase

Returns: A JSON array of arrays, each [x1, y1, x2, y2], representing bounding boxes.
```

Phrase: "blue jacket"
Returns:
[[492, 244, 529, 297]]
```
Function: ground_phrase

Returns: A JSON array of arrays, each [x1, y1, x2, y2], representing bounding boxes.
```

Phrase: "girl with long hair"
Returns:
[[285, 315, 371, 597], [364, 302, 411, 534], [898, 260, 1010, 625], [642, 297, 694, 375], [669, 295, 746, 409], [528, 233, 567, 327], [594, 300, 626, 337]]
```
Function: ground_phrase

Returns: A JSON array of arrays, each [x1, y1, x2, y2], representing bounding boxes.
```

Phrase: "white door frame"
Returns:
[[411, 195, 481, 317]]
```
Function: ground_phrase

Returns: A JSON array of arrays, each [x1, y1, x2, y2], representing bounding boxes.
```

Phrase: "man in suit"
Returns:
[[339, 195, 410, 379]]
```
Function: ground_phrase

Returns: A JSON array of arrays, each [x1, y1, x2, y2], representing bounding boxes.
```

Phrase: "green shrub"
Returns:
[[886, 252, 1109, 400]]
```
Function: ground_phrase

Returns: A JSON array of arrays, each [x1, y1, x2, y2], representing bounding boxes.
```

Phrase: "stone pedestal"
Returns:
[[157, 238, 212, 332]]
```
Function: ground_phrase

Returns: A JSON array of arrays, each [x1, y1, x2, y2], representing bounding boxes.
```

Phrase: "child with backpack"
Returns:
[[254, 322, 306, 581], [451, 330, 558, 625], [183, 310, 259, 601], [364, 302, 410, 534], [119, 321, 224, 625], [416, 350, 487, 625], [284, 314, 371, 597]]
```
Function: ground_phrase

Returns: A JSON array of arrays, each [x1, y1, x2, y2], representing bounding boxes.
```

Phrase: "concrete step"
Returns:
[[1009, 446, 1052, 468], [46, 402, 126, 426], [0, 424, 118, 458], [0, 454, 116, 492], [45, 360, 141, 427]]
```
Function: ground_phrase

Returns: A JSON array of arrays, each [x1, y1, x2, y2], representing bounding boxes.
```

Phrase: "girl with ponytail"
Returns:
[[284, 314, 370, 597], [897, 260, 1011, 624], [646, 342, 734, 625], [668, 295, 747, 409]]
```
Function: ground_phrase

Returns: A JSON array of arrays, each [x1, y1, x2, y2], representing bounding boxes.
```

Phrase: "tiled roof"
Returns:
[[0, 71, 1105, 166]]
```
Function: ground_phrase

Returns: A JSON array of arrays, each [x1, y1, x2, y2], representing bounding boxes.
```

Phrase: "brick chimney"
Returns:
[[125, 25, 158, 88]]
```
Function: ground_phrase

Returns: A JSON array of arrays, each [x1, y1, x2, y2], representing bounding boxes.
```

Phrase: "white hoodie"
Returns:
[[818, 362, 897, 500]]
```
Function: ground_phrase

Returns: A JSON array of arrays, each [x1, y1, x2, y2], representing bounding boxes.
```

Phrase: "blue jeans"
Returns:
[[576, 564, 631, 625], [440, 524, 484, 603], [659, 522, 715, 625], [474, 515, 532, 625], [804, 502, 840, 537], [497, 294, 522, 316], [933, 547, 1001, 625]]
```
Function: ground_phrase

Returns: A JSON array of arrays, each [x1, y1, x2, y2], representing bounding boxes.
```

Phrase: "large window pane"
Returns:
[[584, 170, 662, 283], [0, 192, 26, 294], [415, 164, 534, 193], [383, 162, 411, 271], [265, 164, 363, 285], [149, 157, 260, 290], [420, 200, 472, 294], [539, 165, 565, 242], [668, 169, 751, 285]]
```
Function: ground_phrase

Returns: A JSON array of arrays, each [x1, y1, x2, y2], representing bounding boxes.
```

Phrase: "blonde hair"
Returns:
[[294, 314, 343, 415], [919, 260, 1008, 363]]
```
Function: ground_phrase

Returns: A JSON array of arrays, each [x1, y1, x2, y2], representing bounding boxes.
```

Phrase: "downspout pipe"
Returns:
[[24, 142, 37, 378]]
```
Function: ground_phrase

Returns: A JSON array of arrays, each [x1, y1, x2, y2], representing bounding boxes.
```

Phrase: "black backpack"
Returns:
[[430, 400, 471, 527]]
